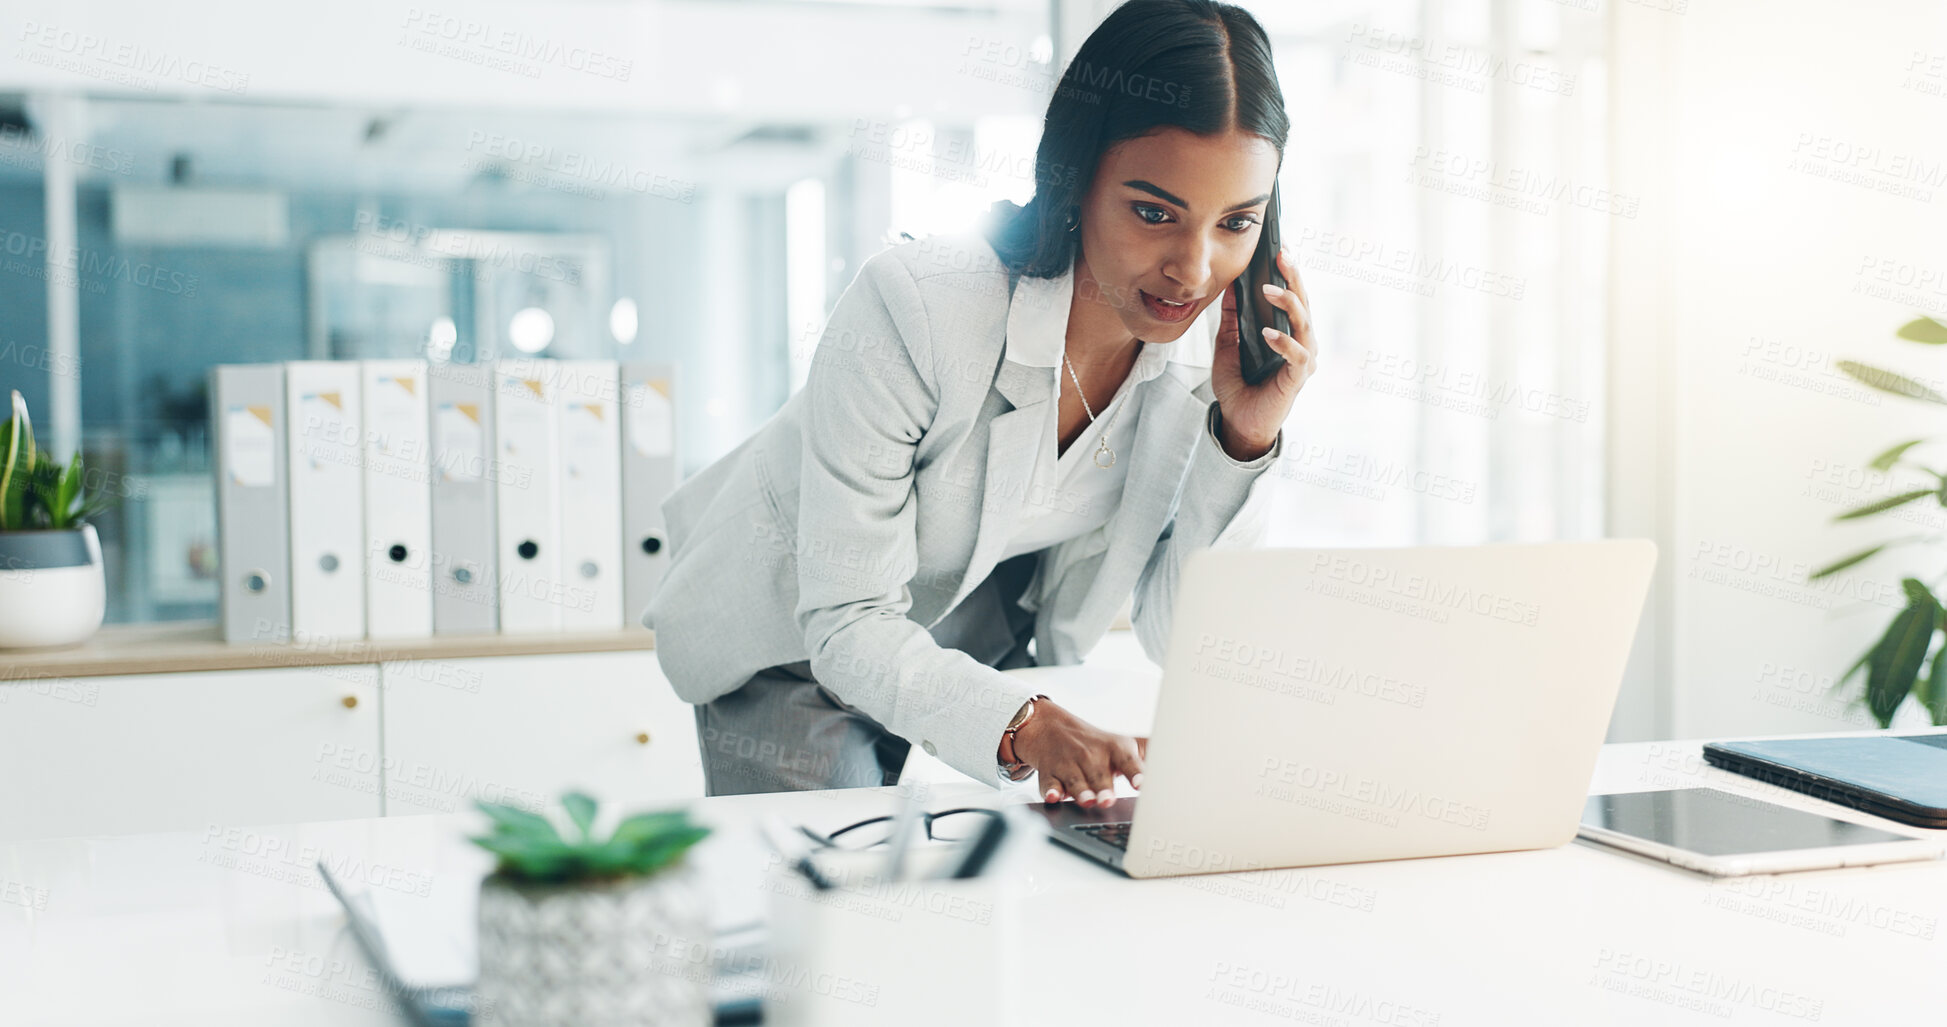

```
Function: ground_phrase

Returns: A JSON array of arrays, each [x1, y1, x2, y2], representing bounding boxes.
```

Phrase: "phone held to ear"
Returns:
[[1232, 182, 1289, 387]]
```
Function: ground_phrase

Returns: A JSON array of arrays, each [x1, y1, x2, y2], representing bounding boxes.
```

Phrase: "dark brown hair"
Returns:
[[981, 0, 1291, 278]]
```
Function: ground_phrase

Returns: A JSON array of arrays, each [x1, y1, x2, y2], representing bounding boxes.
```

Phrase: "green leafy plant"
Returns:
[[1813, 315, 1947, 727], [469, 791, 710, 885], [0, 390, 108, 532]]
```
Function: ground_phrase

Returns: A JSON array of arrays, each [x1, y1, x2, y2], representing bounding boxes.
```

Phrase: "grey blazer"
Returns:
[[643, 231, 1283, 784]]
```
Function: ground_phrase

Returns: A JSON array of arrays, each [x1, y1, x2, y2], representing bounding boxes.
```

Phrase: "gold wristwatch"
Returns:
[[996, 693, 1050, 783]]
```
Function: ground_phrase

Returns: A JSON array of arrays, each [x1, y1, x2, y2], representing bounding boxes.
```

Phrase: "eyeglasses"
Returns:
[[800, 807, 1003, 850]]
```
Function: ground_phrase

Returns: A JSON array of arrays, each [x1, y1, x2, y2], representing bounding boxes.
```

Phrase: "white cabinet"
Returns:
[[379, 651, 702, 816], [0, 647, 694, 844], [0, 666, 381, 843]]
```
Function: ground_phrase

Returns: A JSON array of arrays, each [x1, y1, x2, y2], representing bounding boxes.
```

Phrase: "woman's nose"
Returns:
[[1163, 236, 1216, 293]]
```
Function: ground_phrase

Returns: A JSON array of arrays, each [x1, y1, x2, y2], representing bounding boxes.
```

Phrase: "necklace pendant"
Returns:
[[1094, 438, 1116, 469]]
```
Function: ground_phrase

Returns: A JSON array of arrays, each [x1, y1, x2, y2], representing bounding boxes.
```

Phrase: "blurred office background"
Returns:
[[2, 0, 1944, 743]]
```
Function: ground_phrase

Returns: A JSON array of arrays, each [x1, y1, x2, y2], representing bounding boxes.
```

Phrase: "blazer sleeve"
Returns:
[[791, 250, 1041, 786], [1130, 398, 1284, 663]]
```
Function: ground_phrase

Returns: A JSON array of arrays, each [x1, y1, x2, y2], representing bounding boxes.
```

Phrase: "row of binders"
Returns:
[[208, 358, 679, 643]]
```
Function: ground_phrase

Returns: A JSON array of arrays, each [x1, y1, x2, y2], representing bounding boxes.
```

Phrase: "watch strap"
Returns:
[[997, 693, 1049, 781]]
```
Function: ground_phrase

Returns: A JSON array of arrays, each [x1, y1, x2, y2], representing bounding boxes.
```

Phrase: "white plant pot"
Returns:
[[476, 862, 713, 1027], [0, 525, 106, 649]]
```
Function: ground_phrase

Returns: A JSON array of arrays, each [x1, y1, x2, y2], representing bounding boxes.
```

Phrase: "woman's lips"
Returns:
[[1140, 289, 1198, 323]]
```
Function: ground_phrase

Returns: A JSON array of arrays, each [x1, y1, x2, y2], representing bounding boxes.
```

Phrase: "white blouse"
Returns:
[[996, 259, 1222, 563]]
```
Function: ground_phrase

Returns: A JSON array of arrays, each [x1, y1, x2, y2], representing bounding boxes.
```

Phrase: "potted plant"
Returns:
[[470, 790, 714, 1026], [0, 390, 109, 649], [1813, 315, 1947, 726]]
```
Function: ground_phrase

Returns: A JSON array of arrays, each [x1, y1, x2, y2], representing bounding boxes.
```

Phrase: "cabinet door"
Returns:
[[380, 651, 702, 816], [0, 666, 381, 843]]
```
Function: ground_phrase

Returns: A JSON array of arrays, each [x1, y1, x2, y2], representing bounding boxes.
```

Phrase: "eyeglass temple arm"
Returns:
[[796, 824, 839, 847]]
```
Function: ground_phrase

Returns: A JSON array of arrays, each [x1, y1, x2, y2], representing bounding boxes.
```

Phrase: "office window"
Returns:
[[1252, 0, 1611, 547]]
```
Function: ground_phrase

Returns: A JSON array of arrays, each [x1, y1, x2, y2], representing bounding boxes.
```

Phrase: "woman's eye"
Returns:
[[1225, 216, 1260, 233], [1132, 204, 1171, 224]]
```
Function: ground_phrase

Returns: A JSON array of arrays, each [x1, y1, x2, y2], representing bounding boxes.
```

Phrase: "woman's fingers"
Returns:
[[1275, 247, 1309, 308], [1080, 751, 1117, 809], [1111, 738, 1145, 793], [1018, 712, 1148, 808], [1261, 282, 1309, 335], [1263, 325, 1312, 371], [1256, 279, 1317, 386]]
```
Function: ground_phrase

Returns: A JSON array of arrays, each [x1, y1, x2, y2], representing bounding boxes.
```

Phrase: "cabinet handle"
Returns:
[[635, 731, 651, 745], [341, 695, 359, 709]]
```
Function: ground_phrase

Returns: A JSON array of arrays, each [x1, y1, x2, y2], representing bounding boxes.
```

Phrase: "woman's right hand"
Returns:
[[1009, 699, 1145, 809]]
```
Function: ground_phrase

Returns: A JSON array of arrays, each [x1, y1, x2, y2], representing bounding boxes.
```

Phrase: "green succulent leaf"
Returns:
[[633, 826, 711, 867], [610, 810, 691, 843], [1867, 438, 1930, 471], [51, 455, 84, 529], [1864, 579, 1940, 727], [1834, 488, 1935, 521], [579, 825, 708, 877], [474, 800, 565, 845], [0, 394, 110, 530], [0, 399, 27, 533], [470, 793, 709, 883], [1838, 361, 1947, 404], [469, 834, 576, 880], [1896, 317, 1947, 346], [10, 391, 34, 472], [561, 791, 598, 842]]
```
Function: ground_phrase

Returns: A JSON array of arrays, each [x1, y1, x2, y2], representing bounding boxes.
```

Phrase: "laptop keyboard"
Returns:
[[1073, 822, 1133, 850]]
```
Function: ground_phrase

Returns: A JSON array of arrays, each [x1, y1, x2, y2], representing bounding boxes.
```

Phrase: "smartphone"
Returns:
[[1232, 181, 1289, 386]]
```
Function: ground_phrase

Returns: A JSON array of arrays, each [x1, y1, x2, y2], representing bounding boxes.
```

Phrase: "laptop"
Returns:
[[1034, 540, 1658, 878]]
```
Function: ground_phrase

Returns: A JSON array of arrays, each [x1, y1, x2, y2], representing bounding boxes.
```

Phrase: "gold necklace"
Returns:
[[1062, 348, 1129, 469]]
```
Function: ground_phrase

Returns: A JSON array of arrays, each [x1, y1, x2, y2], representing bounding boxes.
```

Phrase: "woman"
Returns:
[[643, 0, 1316, 808]]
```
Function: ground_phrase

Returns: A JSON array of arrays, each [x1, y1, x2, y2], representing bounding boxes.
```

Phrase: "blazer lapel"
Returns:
[[950, 357, 1052, 610]]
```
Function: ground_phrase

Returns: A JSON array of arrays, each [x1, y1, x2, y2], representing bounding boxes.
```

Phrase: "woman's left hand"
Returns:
[[1210, 246, 1317, 461]]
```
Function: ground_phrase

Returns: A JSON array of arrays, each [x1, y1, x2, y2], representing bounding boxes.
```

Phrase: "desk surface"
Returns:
[[1, 736, 1939, 1025]]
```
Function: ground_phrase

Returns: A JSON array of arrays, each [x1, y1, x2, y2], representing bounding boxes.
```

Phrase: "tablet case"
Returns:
[[1702, 734, 1947, 829]]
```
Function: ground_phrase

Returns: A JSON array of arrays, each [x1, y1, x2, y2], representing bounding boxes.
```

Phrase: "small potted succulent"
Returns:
[[471, 791, 714, 1027], [0, 390, 109, 649]]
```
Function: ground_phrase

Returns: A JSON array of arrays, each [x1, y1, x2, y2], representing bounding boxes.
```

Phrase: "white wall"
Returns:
[[1611, 0, 1947, 740]]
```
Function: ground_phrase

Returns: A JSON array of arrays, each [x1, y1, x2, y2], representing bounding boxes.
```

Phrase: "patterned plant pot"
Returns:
[[0, 525, 106, 649], [476, 862, 713, 1027]]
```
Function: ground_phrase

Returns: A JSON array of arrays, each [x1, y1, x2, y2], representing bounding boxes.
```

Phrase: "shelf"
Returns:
[[0, 621, 656, 681]]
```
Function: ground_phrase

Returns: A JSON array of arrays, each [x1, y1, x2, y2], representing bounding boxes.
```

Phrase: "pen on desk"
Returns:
[[759, 817, 834, 891], [944, 813, 1010, 879], [794, 854, 835, 891]]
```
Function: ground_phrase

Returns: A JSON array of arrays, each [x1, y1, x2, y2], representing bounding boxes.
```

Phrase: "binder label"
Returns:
[[225, 405, 276, 487], [628, 380, 674, 456], [433, 402, 485, 482], [563, 401, 607, 477]]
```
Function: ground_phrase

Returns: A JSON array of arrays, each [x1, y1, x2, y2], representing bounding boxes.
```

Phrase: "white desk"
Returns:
[[1, 735, 1940, 1025]]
